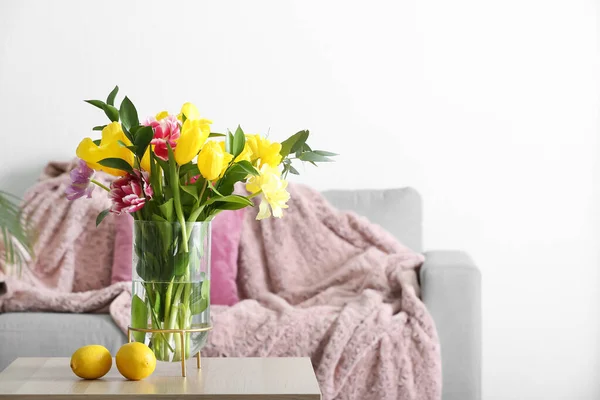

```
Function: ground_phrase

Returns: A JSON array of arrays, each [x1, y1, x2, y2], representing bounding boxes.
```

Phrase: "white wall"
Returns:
[[0, 0, 598, 398]]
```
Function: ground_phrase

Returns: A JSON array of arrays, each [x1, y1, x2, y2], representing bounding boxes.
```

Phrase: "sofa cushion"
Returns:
[[0, 312, 126, 372], [322, 187, 422, 253]]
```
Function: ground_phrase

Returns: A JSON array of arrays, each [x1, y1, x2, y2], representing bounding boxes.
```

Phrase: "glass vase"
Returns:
[[131, 220, 211, 362]]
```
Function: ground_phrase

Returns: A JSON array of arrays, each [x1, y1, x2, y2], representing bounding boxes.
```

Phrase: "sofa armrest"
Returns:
[[420, 250, 481, 400]]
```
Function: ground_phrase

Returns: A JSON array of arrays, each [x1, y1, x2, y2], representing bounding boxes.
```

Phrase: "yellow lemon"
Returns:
[[70, 345, 112, 380], [115, 342, 156, 381]]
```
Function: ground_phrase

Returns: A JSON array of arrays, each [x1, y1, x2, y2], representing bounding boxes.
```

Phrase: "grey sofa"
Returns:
[[0, 187, 481, 400]]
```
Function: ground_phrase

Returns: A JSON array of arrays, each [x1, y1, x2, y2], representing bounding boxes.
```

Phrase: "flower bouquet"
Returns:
[[67, 86, 335, 362]]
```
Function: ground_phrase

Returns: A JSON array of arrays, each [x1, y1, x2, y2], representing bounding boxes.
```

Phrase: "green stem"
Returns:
[[167, 144, 188, 253], [150, 153, 163, 201], [164, 277, 174, 322], [91, 179, 110, 192]]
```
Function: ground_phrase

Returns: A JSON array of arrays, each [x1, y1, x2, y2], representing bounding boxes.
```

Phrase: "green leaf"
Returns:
[[226, 131, 234, 154], [103, 104, 119, 122], [236, 160, 259, 176], [298, 151, 334, 163], [209, 132, 226, 137], [280, 130, 309, 158], [191, 297, 208, 315], [201, 279, 210, 299], [131, 294, 148, 342], [96, 209, 110, 227], [174, 252, 190, 276], [313, 150, 338, 156], [205, 194, 253, 207], [180, 185, 199, 201], [217, 162, 256, 195], [92, 139, 101, 146], [93, 125, 106, 131], [158, 198, 175, 222], [119, 96, 139, 130], [179, 163, 200, 178], [121, 124, 134, 143], [232, 125, 246, 158], [116, 140, 138, 152], [289, 165, 300, 175], [106, 85, 119, 106], [134, 126, 154, 158], [84, 99, 105, 110], [85, 100, 119, 122], [98, 157, 133, 173]]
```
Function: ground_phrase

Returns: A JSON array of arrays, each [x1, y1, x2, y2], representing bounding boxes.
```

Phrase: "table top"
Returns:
[[0, 357, 321, 399]]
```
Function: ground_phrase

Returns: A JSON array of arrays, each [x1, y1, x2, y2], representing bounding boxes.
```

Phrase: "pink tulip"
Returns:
[[109, 170, 153, 214], [144, 115, 180, 161]]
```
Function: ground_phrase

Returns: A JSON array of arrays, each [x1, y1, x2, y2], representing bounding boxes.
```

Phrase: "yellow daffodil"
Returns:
[[76, 122, 134, 176], [155, 111, 169, 120], [218, 141, 253, 163], [197, 140, 233, 181], [246, 134, 282, 168], [178, 102, 201, 121], [174, 118, 212, 165], [246, 164, 290, 220]]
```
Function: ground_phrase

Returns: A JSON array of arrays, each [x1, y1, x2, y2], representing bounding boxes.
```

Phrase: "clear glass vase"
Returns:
[[131, 221, 211, 362]]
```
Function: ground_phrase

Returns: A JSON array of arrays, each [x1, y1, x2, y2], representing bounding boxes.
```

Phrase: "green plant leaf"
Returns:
[[93, 125, 106, 131], [236, 160, 259, 176], [93, 139, 101, 145], [106, 85, 119, 106], [103, 104, 119, 122], [134, 126, 154, 158], [289, 165, 300, 175], [174, 252, 190, 276], [205, 194, 253, 207], [201, 279, 210, 299], [208, 132, 226, 137], [179, 163, 200, 178], [313, 150, 338, 156], [217, 162, 255, 195], [280, 130, 309, 158], [0, 191, 35, 275], [298, 151, 334, 163], [119, 96, 139, 131], [180, 185, 199, 201], [121, 124, 134, 143], [232, 125, 246, 158], [226, 131, 234, 154], [191, 297, 208, 315], [85, 100, 119, 122], [96, 209, 110, 227], [98, 157, 133, 173], [84, 99, 105, 110], [158, 198, 175, 222], [131, 294, 148, 342]]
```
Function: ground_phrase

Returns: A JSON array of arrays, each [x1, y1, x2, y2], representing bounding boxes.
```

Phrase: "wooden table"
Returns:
[[0, 357, 321, 399]]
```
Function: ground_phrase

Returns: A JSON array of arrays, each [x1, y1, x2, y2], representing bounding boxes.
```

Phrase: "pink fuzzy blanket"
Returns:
[[0, 162, 441, 400]]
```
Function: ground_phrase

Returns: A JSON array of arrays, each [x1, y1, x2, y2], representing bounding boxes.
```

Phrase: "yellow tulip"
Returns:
[[197, 140, 233, 181], [178, 102, 200, 121], [174, 118, 211, 165], [140, 147, 151, 172], [246, 164, 289, 219], [76, 122, 134, 176], [246, 134, 282, 168], [155, 111, 169, 120]]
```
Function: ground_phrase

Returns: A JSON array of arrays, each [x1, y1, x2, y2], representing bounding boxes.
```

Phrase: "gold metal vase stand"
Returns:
[[127, 324, 213, 377]]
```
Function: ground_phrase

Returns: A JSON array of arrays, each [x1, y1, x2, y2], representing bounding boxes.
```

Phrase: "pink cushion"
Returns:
[[111, 214, 133, 284], [111, 210, 245, 306]]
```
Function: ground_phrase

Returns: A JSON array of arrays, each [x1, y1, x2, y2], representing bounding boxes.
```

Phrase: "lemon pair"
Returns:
[[70, 342, 156, 381]]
